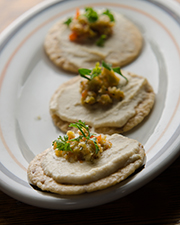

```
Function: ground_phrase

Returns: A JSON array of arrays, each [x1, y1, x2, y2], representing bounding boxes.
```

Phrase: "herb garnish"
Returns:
[[64, 17, 72, 26], [53, 135, 72, 152], [69, 120, 90, 137], [96, 34, 107, 47], [84, 7, 98, 23], [102, 9, 115, 22], [78, 62, 101, 81], [102, 61, 128, 83], [70, 120, 100, 154], [79, 61, 128, 83], [101, 61, 112, 71], [53, 120, 100, 154]]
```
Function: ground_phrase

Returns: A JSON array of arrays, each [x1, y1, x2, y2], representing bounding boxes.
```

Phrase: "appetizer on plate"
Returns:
[[28, 121, 145, 195], [44, 7, 143, 73], [50, 62, 155, 134]]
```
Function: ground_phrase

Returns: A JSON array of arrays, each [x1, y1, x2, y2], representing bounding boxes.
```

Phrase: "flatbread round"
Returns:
[[27, 136, 145, 195], [44, 12, 143, 73], [49, 72, 155, 134]]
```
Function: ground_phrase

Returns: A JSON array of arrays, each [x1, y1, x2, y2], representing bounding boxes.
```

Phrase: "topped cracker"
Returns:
[[44, 8, 143, 73]]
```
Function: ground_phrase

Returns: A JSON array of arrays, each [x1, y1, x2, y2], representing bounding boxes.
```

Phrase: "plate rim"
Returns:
[[0, 0, 180, 210]]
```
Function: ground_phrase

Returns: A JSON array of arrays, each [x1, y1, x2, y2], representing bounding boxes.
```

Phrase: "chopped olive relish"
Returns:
[[53, 121, 112, 163], [64, 7, 115, 46], [79, 61, 127, 105]]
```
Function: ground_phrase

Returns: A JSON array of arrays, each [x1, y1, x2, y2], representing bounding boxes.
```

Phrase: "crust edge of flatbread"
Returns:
[[27, 144, 145, 195]]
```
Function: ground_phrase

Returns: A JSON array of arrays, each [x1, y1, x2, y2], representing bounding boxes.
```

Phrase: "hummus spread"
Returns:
[[50, 71, 155, 133], [44, 12, 143, 73], [41, 134, 143, 185]]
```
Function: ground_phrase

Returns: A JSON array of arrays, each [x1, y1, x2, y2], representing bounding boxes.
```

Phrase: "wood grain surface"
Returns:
[[0, 0, 180, 224]]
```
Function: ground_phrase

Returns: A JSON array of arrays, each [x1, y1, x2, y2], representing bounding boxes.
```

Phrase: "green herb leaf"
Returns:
[[113, 67, 128, 83], [102, 9, 115, 22], [102, 61, 112, 71], [79, 63, 101, 81], [96, 34, 107, 47], [102, 61, 128, 83], [64, 17, 72, 26], [78, 68, 92, 80], [53, 135, 72, 152], [84, 7, 98, 23], [70, 120, 100, 154], [91, 137, 100, 154], [53, 121, 100, 154], [69, 136, 83, 143], [79, 61, 128, 83], [91, 62, 102, 77], [69, 120, 90, 138], [91, 72, 100, 79]]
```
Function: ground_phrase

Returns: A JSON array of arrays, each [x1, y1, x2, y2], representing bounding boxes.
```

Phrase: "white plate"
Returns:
[[0, 0, 180, 210]]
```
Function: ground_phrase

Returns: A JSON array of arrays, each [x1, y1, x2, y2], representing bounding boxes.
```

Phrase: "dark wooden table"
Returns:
[[0, 1, 180, 224]]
